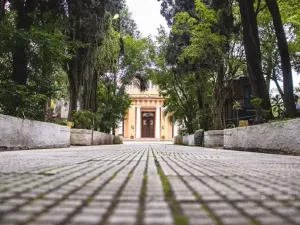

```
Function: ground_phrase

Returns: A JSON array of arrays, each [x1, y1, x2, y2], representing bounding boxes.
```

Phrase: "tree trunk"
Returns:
[[68, 86, 78, 121], [272, 69, 284, 100], [265, 0, 296, 118], [238, 0, 272, 116], [9, 0, 38, 115], [90, 70, 98, 113], [112, 124, 116, 136], [67, 14, 81, 120], [186, 118, 194, 135], [265, 67, 272, 93], [67, 55, 80, 120], [82, 54, 97, 112], [194, 72, 209, 131], [213, 64, 225, 130], [0, 0, 6, 20]]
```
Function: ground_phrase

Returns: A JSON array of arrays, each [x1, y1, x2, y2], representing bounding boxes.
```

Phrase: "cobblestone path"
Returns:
[[1, 144, 300, 225]]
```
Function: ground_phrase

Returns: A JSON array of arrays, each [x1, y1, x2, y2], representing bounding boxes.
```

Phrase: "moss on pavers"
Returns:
[[99, 150, 147, 225], [162, 154, 264, 225], [136, 149, 149, 225], [152, 149, 189, 225]]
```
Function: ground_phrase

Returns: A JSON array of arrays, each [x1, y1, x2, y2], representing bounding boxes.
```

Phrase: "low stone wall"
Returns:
[[182, 134, 195, 146], [174, 135, 183, 145], [0, 114, 70, 150], [224, 118, 300, 155], [204, 130, 224, 148], [71, 129, 115, 146], [174, 132, 202, 146]]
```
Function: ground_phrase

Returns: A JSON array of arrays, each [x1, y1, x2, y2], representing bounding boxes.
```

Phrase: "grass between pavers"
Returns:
[[23, 165, 116, 225], [21, 152, 138, 225], [136, 149, 149, 225], [61, 151, 144, 225], [162, 155, 263, 225], [99, 149, 147, 225], [151, 149, 189, 225]]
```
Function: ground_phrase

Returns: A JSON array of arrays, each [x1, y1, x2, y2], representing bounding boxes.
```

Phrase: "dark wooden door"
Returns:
[[142, 112, 155, 138]]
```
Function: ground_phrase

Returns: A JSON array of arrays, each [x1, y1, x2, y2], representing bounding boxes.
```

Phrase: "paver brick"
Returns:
[[0, 144, 300, 225], [70, 214, 102, 225]]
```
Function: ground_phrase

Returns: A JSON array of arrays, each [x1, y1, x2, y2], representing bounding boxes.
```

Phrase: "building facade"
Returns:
[[117, 82, 177, 140], [223, 76, 256, 127]]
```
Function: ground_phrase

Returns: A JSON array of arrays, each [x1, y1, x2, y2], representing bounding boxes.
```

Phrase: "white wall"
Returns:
[[224, 118, 300, 154], [0, 114, 70, 150]]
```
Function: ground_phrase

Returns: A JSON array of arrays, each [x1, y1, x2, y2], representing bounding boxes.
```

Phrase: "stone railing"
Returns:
[[224, 118, 300, 155], [182, 134, 195, 146], [174, 119, 300, 155], [70, 129, 116, 146], [0, 114, 70, 150], [174, 130, 222, 148], [204, 130, 224, 148]]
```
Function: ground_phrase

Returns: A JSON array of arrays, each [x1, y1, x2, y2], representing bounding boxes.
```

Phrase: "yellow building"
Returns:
[[116, 82, 178, 140]]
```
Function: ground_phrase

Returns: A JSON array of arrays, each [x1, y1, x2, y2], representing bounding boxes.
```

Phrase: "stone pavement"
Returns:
[[0, 144, 300, 225]]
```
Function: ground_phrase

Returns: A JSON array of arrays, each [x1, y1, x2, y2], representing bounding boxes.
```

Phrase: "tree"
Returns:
[[97, 82, 131, 134], [265, 0, 296, 117], [0, 0, 6, 20], [92, 13, 152, 134], [0, 1, 71, 120], [151, 27, 202, 134], [237, 0, 272, 117], [66, 0, 125, 120]]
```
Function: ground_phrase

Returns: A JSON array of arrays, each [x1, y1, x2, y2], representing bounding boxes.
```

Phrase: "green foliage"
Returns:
[[113, 136, 123, 144], [271, 95, 286, 119], [251, 97, 263, 107], [172, 1, 223, 66], [53, 119, 68, 126], [233, 100, 242, 110], [93, 12, 152, 134], [296, 83, 300, 93], [97, 83, 131, 133], [120, 35, 154, 91], [0, 80, 47, 120], [72, 110, 96, 129], [0, 10, 71, 120], [94, 16, 120, 74], [151, 27, 203, 134]]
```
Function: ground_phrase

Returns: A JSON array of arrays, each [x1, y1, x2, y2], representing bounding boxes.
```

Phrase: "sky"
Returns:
[[126, 0, 168, 37]]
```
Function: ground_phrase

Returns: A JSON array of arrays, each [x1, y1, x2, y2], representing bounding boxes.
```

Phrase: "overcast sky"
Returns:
[[126, 0, 168, 37]]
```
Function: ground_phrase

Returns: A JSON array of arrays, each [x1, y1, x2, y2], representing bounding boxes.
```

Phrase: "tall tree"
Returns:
[[265, 0, 296, 117], [66, 0, 124, 120], [237, 0, 271, 116], [0, 0, 6, 20]]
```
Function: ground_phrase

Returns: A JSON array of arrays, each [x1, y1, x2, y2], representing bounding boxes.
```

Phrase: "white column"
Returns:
[[155, 106, 161, 139], [136, 106, 141, 138], [118, 121, 123, 136], [174, 121, 179, 137]]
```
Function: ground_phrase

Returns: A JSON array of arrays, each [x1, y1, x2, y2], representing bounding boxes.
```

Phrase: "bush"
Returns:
[[72, 110, 96, 129], [53, 119, 68, 126], [113, 136, 123, 144]]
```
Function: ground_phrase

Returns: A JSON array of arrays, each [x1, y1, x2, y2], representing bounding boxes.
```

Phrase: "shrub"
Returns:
[[53, 119, 68, 126], [72, 110, 96, 129], [113, 136, 123, 144]]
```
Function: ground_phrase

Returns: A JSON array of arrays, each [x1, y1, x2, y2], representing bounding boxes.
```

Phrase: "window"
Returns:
[[143, 112, 154, 117], [244, 85, 252, 108]]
